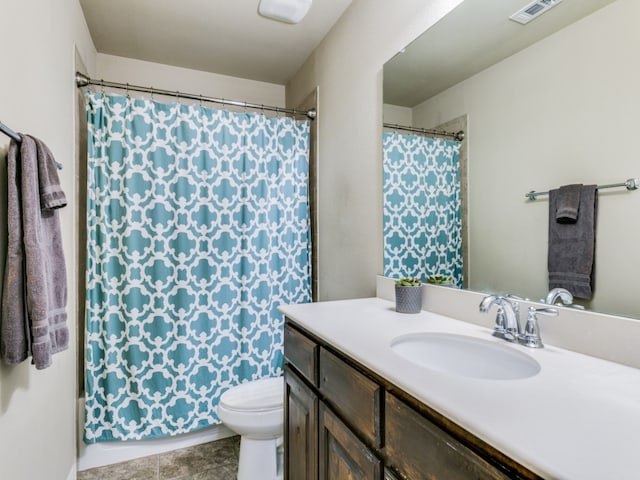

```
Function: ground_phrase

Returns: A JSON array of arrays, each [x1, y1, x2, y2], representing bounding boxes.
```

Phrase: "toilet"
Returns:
[[217, 376, 284, 480]]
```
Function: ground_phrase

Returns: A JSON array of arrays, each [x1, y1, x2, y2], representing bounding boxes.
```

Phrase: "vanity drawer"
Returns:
[[284, 322, 318, 386], [319, 347, 382, 448], [385, 393, 510, 480]]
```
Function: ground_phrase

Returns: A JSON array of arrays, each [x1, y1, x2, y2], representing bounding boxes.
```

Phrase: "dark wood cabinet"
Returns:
[[385, 392, 511, 480], [284, 323, 318, 385], [319, 403, 381, 480], [319, 347, 382, 448], [383, 468, 401, 480], [285, 368, 318, 480], [284, 319, 540, 480]]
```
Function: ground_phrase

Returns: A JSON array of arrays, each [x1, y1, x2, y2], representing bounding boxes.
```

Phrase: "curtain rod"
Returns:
[[525, 178, 640, 201], [0, 120, 21, 143], [75, 72, 316, 120], [383, 122, 465, 142]]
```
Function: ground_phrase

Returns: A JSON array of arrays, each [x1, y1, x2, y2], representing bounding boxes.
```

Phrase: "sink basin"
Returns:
[[390, 333, 540, 380]]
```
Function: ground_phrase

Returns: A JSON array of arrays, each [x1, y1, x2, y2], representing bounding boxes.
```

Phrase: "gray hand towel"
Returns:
[[548, 185, 597, 299], [35, 138, 67, 210], [0, 140, 30, 364], [0, 134, 68, 369], [556, 183, 582, 223], [23, 135, 68, 369]]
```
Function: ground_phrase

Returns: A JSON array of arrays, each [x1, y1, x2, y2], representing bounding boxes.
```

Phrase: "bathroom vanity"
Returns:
[[280, 297, 640, 480]]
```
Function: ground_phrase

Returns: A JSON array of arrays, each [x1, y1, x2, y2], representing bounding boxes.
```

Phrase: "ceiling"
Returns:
[[384, 0, 617, 107], [79, 0, 352, 85]]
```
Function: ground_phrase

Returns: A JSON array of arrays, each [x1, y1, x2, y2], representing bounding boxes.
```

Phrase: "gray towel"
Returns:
[[0, 134, 68, 369], [0, 140, 30, 364], [548, 185, 597, 299], [556, 183, 581, 223]]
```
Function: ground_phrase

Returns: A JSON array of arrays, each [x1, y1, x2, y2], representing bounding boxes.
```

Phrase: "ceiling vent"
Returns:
[[509, 0, 563, 25]]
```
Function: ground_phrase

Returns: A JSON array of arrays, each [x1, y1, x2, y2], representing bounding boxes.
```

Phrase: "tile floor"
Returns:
[[77, 435, 240, 480]]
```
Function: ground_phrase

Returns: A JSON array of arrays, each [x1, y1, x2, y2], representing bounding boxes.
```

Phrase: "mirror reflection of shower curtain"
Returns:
[[383, 132, 462, 286], [83, 92, 311, 442]]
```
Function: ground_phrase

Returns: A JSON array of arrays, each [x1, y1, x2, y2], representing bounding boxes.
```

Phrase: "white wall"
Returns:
[[96, 54, 286, 108], [383, 104, 413, 126], [286, 0, 464, 301], [412, 0, 640, 317], [0, 1, 96, 479], [0, 29, 285, 480]]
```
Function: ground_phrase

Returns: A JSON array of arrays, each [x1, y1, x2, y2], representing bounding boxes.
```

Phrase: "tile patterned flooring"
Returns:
[[77, 436, 240, 480]]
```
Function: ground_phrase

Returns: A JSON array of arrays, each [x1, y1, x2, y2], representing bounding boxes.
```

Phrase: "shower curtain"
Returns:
[[383, 131, 462, 286], [83, 92, 311, 442]]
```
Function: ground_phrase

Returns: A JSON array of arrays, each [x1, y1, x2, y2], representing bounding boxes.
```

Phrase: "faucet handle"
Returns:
[[531, 307, 559, 316], [505, 293, 528, 301], [519, 307, 558, 348]]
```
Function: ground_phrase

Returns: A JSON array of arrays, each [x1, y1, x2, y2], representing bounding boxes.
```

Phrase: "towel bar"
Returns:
[[0, 120, 21, 143], [0, 121, 63, 170], [526, 178, 639, 201]]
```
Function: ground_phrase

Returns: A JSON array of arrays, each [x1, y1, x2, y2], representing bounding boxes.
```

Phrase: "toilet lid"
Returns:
[[219, 376, 284, 412]]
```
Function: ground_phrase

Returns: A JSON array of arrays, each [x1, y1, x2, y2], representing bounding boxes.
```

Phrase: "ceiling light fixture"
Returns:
[[258, 0, 312, 24]]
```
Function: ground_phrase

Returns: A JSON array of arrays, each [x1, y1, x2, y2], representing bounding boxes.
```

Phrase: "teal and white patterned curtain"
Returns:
[[383, 132, 462, 286], [84, 92, 311, 442]]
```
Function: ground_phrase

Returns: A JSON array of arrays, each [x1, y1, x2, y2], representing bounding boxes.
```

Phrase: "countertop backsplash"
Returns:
[[377, 275, 640, 369]]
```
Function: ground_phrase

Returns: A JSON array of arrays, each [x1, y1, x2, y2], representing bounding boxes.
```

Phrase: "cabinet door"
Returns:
[[385, 393, 511, 480], [319, 403, 381, 480], [383, 468, 401, 480], [285, 368, 318, 480]]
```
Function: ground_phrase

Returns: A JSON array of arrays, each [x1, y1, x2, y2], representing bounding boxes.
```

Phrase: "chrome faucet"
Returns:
[[479, 295, 520, 342], [543, 288, 584, 310], [480, 294, 559, 348], [544, 288, 573, 305]]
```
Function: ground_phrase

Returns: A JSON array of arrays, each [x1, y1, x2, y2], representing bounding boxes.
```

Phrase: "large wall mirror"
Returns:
[[383, 0, 640, 319]]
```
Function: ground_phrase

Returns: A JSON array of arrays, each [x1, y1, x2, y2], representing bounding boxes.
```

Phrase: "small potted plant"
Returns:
[[426, 275, 454, 286], [394, 277, 423, 314]]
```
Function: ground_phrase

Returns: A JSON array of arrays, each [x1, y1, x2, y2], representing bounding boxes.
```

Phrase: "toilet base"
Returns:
[[237, 436, 282, 480]]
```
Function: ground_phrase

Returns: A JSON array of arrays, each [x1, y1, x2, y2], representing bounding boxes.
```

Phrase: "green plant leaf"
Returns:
[[395, 277, 422, 287]]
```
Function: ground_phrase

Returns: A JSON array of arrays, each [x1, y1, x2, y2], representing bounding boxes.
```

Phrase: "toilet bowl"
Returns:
[[217, 376, 284, 480]]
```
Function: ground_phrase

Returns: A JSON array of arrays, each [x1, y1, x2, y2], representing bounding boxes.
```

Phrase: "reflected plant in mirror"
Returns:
[[382, 0, 640, 318], [426, 275, 454, 286]]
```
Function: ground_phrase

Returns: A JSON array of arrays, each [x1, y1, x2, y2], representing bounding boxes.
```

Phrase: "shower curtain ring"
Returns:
[[100, 79, 105, 94], [125, 83, 130, 98]]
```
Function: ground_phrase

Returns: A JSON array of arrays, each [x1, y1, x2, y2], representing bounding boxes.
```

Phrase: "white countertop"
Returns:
[[279, 297, 640, 480]]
